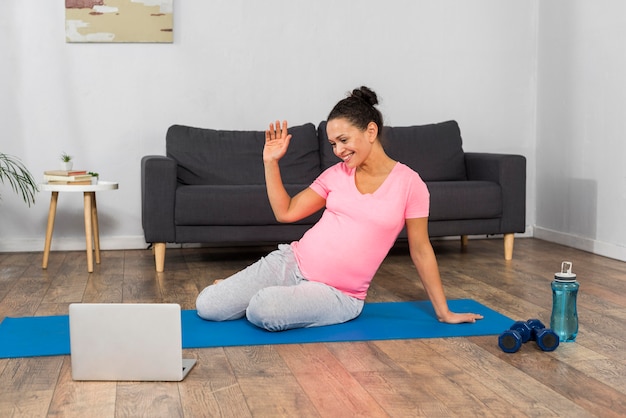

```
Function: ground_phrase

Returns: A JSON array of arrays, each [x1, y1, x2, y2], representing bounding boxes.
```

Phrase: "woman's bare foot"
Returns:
[[213, 279, 224, 285]]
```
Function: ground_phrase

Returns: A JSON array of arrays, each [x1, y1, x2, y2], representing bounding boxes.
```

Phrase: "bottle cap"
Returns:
[[554, 261, 576, 282]]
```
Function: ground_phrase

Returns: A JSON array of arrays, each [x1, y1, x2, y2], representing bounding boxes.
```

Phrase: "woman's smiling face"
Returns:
[[326, 118, 377, 168]]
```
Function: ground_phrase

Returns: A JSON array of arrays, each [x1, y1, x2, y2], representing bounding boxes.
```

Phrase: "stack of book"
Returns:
[[44, 170, 93, 185]]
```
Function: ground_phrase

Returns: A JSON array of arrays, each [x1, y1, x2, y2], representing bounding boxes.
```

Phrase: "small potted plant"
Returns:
[[89, 171, 99, 185], [60, 152, 73, 171]]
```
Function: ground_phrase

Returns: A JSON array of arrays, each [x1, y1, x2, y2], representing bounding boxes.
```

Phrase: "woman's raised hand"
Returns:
[[264, 120, 292, 163]]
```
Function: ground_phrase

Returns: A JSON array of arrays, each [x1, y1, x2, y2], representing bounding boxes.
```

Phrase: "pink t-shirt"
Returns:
[[291, 162, 429, 299]]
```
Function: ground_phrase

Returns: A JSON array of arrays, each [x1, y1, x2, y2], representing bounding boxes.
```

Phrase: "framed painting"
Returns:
[[65, 0, 173, 43]]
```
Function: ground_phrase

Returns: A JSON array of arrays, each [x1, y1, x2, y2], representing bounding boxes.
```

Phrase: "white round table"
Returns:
[[39, 181, 119, 273]]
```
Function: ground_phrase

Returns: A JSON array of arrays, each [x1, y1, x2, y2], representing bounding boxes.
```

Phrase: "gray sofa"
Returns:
[[141, 120, 526, 272]]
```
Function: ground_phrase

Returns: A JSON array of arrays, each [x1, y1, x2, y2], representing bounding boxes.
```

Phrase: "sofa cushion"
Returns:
[[175, 184, 320, 226], [167, 123, 320, 186], [383, 121, 467, 181], [427, 181, 502, 221], [317, 121, 341, 170], [318, 120, 466, 181]]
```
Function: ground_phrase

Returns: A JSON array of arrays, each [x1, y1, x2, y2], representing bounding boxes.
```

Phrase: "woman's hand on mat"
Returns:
[[438, 311, 484, 324], [264, 120, 292, 163]]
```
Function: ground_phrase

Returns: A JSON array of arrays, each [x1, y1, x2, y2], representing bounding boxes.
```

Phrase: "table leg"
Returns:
[[42, 192, 59, 269], [91, 192, 101, 265], [84, 192, 94, 273]]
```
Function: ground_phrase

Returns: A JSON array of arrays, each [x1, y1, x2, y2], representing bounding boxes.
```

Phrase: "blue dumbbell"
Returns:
[[499, 319, 560, 353], [526, 319, 560, 351], [526, 318, 545, 340], [510, 321, 532, 343], [498, 321, 532, 353]]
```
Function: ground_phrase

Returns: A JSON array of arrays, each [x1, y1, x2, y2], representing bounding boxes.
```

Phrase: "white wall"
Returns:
[[535, 1, 626, 261], [1, 1, 539, 252]]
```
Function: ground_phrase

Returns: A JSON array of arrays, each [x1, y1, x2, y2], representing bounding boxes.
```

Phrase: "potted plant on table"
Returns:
[[0, 152, 38, 207], [89, 171, 99, 185], [60, 152, 74, 171]]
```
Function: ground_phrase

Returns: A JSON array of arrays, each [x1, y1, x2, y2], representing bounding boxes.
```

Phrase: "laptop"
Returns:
[[69, 303, 196, 381]]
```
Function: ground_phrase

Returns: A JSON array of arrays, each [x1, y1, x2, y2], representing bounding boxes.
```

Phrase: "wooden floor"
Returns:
[[1, 238, 625, 417]]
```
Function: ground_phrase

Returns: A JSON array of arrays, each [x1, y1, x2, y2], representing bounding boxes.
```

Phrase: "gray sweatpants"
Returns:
[[195, 244, 364, 331]]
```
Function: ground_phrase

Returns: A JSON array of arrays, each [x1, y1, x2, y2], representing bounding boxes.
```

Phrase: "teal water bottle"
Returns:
[[550, 261, 579, 342]]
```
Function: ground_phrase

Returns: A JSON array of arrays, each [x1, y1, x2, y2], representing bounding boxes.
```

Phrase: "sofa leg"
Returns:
[[504, 233, 514, 261], [461, 235, 469, 247], [154, 242, 166, 272]]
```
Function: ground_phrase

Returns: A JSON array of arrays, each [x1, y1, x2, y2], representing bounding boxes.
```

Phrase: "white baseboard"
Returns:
[[0, 236, 149, 253], [0, 229, 538, 253], [8, 227, 623, 264], [534, 227, 626, 262]]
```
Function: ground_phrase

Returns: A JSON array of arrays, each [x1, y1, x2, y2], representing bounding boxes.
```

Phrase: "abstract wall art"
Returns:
[[66, 0, 173, 43]]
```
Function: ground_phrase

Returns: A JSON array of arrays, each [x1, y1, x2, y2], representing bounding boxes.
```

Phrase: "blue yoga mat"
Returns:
[[0, 299, 513, 359]]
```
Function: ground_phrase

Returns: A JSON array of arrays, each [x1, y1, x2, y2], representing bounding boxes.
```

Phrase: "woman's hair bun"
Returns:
[[327, 85, 383, 131], [351, 86, 378, 107]]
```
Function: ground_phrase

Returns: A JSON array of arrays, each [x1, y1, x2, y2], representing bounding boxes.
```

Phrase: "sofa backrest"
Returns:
[[318, 120, 467, 181], [166, 123, 321, 185], [317, 122, 342, 171]]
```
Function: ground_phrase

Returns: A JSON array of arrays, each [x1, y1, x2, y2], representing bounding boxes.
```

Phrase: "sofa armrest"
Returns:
[[465, 153, 526, 233], [141, 155, 177, 243]]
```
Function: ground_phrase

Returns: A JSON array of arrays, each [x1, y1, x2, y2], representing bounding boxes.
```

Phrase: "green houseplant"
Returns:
[[0, 153, 38, 207], [60, 151, 73, 171], [88, 171, 99, 184]]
